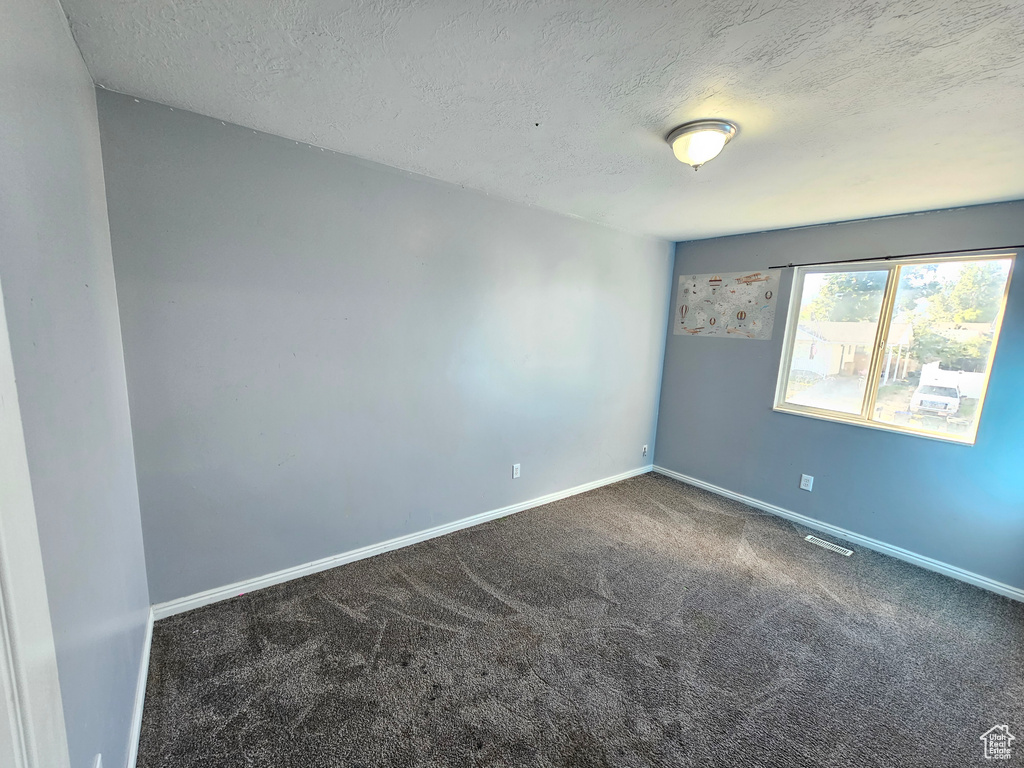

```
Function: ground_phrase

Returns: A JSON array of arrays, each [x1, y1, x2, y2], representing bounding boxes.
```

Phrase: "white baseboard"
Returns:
[[652, 465, 1024, 603], [125, 608, 153, 768], [152, 465, 654, 620]]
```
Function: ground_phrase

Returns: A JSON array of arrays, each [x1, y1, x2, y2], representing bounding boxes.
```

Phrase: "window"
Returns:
[[774, 252, 1014, 444]]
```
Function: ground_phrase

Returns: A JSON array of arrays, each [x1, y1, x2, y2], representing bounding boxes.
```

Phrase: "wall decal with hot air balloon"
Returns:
[[674, 271, 780, 339]]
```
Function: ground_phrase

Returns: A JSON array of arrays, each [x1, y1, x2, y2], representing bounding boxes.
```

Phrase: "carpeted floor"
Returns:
[[138, 472, 1024, 767]]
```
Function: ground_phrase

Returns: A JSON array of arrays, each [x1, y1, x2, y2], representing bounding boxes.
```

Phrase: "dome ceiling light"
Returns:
[[667, 119, 738, 170]]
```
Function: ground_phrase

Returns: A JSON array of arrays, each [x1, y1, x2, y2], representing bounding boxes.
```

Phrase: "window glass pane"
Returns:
[[783, 269, 889, 414], [871, 259, 1011, 437]]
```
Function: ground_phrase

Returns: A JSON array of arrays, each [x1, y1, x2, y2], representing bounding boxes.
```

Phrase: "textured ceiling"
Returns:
[[62, 0, 1024, 240]]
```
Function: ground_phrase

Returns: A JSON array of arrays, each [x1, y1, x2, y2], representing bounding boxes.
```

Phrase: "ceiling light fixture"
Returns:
[[667, 119, 738, 170]]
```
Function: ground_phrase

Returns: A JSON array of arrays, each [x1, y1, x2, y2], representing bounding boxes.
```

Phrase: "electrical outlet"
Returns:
[[642, 444, 648, 457], [512, 463, 520, 479], [800, 474, 814, 492]]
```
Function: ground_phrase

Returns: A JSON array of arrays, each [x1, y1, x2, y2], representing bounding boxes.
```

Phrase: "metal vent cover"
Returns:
[[805, 535, 853, 557]]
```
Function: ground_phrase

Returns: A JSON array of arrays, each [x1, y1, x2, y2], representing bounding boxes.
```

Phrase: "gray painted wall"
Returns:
[[96, 91, 674, 605], [0, 2, 151, 767], [656, 202, 1024, 591]]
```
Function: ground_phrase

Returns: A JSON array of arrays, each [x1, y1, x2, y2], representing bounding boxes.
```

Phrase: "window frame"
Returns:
[[773, 250, 1015, 445]]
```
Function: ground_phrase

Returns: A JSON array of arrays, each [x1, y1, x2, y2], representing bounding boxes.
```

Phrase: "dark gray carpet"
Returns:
[[139, 473, 1024, 767]]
